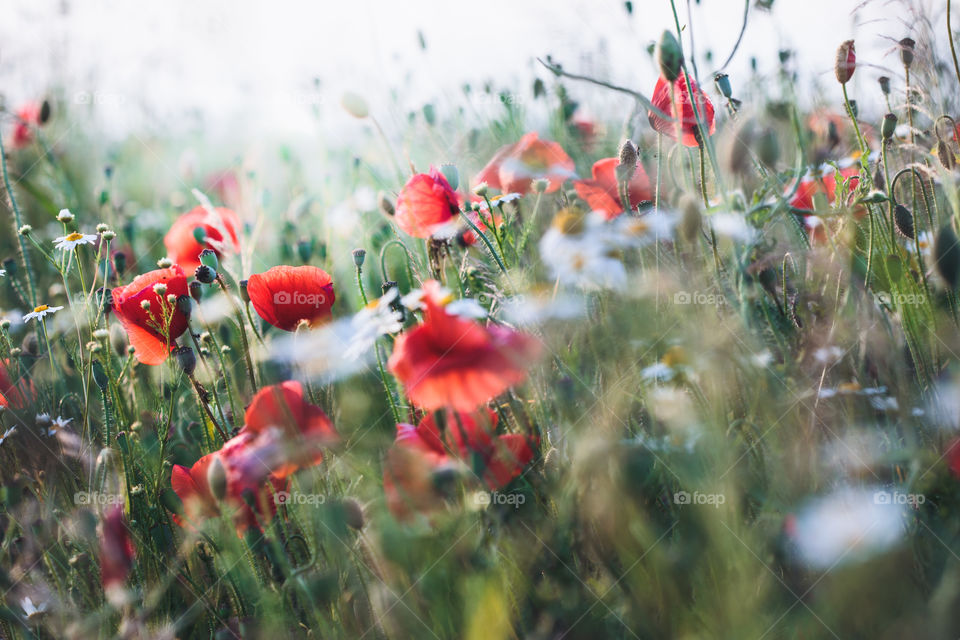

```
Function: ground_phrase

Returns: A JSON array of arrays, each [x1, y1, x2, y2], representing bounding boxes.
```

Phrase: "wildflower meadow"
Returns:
[[3, 1, 960, 638]]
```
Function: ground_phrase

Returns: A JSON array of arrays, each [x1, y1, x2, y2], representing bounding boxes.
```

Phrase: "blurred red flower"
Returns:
[[648, 73, 716, 148], [111, 266, 190, 365], [574, 157, 652, 219], [164, 206, 241, 271], [11, 102, 42, 149], [788, 165, 861, 212], [387, 280, 541, 411], [475, 132, 575, 195], [99, 505, 135, 600], [247, 265, 335, 331], [0, 360, 34, 409], [394, 167, 460, 238]]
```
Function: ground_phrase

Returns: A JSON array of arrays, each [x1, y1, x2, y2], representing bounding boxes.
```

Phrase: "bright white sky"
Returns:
[[0, 0, 936, 144]]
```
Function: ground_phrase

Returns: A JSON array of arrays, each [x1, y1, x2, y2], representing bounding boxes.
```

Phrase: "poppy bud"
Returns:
[[194, 265, 217, 284], [198, 248, 218, 270], [296, 238, 315, 263], [899, 38, 915, 69], [894, 204, 915, 239], [714, 72, 732, 98], [92, 360, 108, 391], [176, 294, 193, 320], [881, 113, 897, 141], [206, 456, 228, 502], [342, 498, 365, 530], [39, 100, 51, 124], [618, 139, 638, 169], [758, 128, 780, 168], [938, 141, 956, 170], [341, 92, 369, 119], [657, 31, 684, 82], [878, 76, 891, 95], [352, 248, 366, 268], [835, 40, 856, 84], [112, 252, 126, 276], [378, 193, 395, 217], [2, 258, 16, 276], [189, 280, 203, 303], [175, 346, 197, 376], [439, 164, 460, 191], [679, 195, 702, 243], [239, 279, 250, 303], [97, 287, 113, 313], [935, 224, 960, 290]]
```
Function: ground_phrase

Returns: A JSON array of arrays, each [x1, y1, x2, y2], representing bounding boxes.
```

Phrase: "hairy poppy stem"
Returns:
[[841, 83, 869, 163], [189, 374, 229, 442], [949, 0, 960, 89], [458, 210, 507, 274], [0, 133, 37, 308], [216, 274, 258, 393], [355, 262, 402, 425]]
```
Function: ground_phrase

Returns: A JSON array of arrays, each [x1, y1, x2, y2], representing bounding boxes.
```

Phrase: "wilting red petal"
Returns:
[[394, 167, 460, 238], [164, 206, 241, 271], [111, 266, 190, 365], [247, 265, 335, 331], [387, 281, 541, 412], [99, 505, 135, 591], [497, 132, 576, 195], [648, 74, 716, 148], [0, 359, 33, 409], [574, 157, 652, 219]]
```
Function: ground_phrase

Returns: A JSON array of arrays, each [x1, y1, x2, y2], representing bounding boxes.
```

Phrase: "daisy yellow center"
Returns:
[[552, 207, 586, 235], [65, 232, 84, 242], [33, 305, 49, 313]]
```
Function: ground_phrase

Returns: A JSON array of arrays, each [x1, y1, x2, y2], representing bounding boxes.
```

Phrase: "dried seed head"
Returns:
[[618, 139, 638, 169], [835, 40, 856, 84]]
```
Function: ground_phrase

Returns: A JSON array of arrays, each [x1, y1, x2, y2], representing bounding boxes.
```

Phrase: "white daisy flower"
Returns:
[[477, 192, 522, 210], [710, 212, 756, 242], [47, 416, 73, 437], [344, 289, 404, 361], [0, 269, 5, 277], [445, 298, 487, 319], [54, 232, 98, 251], [0, 427, 16, 446], [21, 596, 48, 619], [23, 304, 63, 322]]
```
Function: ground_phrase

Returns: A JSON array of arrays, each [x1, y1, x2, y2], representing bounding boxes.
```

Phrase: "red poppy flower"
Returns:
[[11, 102, 41, 149], [475, 132, 576, 195], [163, 206, 241, 271], [224, 381, 339, 486], [206, 169, 242, 209], [0, 360, 33, 409], [648, 73, 716, 147], [394, 167, 460, 238], [387, 281, 542, 411], [111, 266, 190, 365], [170, 449, 285, 533], [383, 409, 535, 518], [574, 157, 653, 219], [99, 505, 135, 598], [247, 265, 335, 331], [947, 437, 960, 479], [788, 164, 860, 211]]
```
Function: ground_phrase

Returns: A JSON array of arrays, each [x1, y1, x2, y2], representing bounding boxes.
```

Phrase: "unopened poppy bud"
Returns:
[[351, 248, 366, 268], [533, 178, 550, 193], [239, 279, 250, 303], [835, 40, 856, 84], [657, 30, 684, 82], [57, 208, 74, 223], [175, 345, 197, 376], [935, 224, 960, 290], [758, 128, 780, 168], [206, 456, 228, 501], [176, 294, 192, 319], [198, 249, 218, 270], [342, 498, 365, 530], [878, 76, 891, 95], [439, 164, 460, 191], [296, 238, 314, 263], [39, 100, 51, 124], [894, 204, 915, 239], [341, 92, 369, 119], [92, 360, 108, 390], [189, 280, 203, 303], [157, 258, 173, 269], [938, 141, 956, 170], [881, 113, 897, 141], [899, 37, 915, 69], [618, 139, 638, 168], [97, 287, 113, 312], [18, 225, 32, 236], [378, 192, 395, 217], [714, 72, 732, 98], [194, 265, 217, 284], [112, 252, 126, 276]]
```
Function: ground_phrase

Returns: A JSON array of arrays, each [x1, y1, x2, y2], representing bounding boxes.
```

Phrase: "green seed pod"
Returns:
[[881, 113, 897, 140], [198, 248, 219, 270], [899, 37, 915, 69], [934, 224, 960, 290], [894, 204, 914, 239], [714, 72, 732, 99], [194, 265, 217, 284]]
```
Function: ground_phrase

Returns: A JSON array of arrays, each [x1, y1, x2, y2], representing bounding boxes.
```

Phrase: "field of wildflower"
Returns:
[[4, 1, 960, 638]]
